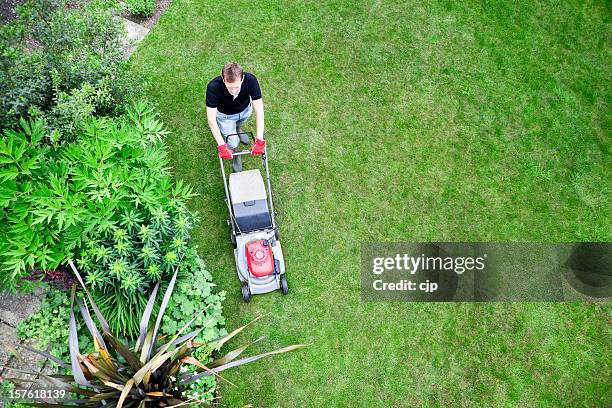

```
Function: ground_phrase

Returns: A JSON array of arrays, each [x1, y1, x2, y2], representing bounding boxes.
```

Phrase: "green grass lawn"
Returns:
[[129, 1, 611, 406]]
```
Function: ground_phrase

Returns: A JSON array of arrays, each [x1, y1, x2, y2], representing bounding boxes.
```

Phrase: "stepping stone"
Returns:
[[0, 343, 39, 394], [28, 360, 59, 403], [121, 17, 150, 58], [0, 288, 48, 398], [0, 321, 18, 369], [0, 324, 49, 399], [0, 288, 43, 328]]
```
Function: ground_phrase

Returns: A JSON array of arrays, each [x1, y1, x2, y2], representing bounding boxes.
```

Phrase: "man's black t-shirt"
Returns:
[[205, 72, 262, 114]]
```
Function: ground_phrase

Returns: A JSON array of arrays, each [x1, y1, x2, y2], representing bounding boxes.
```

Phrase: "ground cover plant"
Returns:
[[129, 0, 611, 406]]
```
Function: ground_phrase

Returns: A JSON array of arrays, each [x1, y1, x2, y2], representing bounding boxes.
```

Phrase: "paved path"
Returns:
[[0, 289, 53, 405], [121, 17, 150, 58]]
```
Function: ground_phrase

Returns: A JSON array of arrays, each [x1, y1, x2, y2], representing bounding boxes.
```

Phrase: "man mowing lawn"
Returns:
[[206, 62, 266, 172]]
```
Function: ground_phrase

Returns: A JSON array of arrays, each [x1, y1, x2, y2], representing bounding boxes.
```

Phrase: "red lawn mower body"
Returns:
[[246, 239, 275, 277]]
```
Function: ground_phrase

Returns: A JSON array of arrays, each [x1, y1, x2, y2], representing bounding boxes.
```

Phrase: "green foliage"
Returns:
[[0, 47, 50, 128], [0, 119, 54, 292], [181, 368, 216, 404], [176, 341, 217, 404], [162, 247, 227, 342], [162, 249, 227, 342], [0, 101, 194, 295], [0, 101, 221, 340], [42, 77, 114, 143], [0, 0, 150, 135], [164, 256, 225, 405], [125, 0, 156, 17], [16, 287, 91, 367], [77, 208, 200, 336]]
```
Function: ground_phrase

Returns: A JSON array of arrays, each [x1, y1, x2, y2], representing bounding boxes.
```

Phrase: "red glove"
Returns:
[[250, 138, 266, 155], [217, 144, 233, 160]]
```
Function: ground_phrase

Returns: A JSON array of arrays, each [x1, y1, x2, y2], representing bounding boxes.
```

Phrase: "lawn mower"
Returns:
[[219, 131, 288, 302]]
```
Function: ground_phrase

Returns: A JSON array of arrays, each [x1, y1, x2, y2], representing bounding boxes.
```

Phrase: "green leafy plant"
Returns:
[[0, 101, 223, 341], [43, 76, 114, 143], [8, 262, 304, 407], [75, 207, 198, 336], [159, 249, 227, 400], [0, 101, 193, 294], [161, 248, 227, 342], [125, 0, 156, 17], [0, 118, 54, 293]]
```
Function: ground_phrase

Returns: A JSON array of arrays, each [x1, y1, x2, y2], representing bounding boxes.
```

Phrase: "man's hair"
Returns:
[[221, 62, 244, 82]]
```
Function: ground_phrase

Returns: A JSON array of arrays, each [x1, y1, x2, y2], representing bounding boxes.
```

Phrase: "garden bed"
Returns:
[[0, 0, 233, 404]]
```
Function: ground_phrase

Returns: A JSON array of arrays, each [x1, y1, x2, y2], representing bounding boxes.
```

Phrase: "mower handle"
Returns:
[[232, 150, 254, 157], [218, 130, 276, 231], [224, 131, 262, 157]]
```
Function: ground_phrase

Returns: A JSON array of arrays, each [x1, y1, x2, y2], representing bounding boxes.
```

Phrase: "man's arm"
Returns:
[[206, 106, 225, 146], [252, 98, 265, 140]]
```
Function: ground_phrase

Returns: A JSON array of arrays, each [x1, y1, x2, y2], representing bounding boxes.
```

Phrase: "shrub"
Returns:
[[0, 46, 50, 128], [76, 206, 200, 336], [0, 118, 54, 293], [0, 0, 150, 134], [0, 101, 187, 293], [42, 76, 114, 143], [0, 102, 225, 340], [125, 0, 156, 17]]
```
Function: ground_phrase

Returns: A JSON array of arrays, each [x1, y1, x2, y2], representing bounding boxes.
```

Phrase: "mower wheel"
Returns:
[[280, 274, 289, 295], [274, 227, 280, 241], [241, 284, 251, 302]]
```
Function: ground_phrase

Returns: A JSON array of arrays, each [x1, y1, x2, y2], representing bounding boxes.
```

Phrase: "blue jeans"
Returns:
[[217, 103, 253, 149]]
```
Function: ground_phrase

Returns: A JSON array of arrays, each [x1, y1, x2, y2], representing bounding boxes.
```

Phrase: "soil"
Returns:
[[0, 0, 26, 25]]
